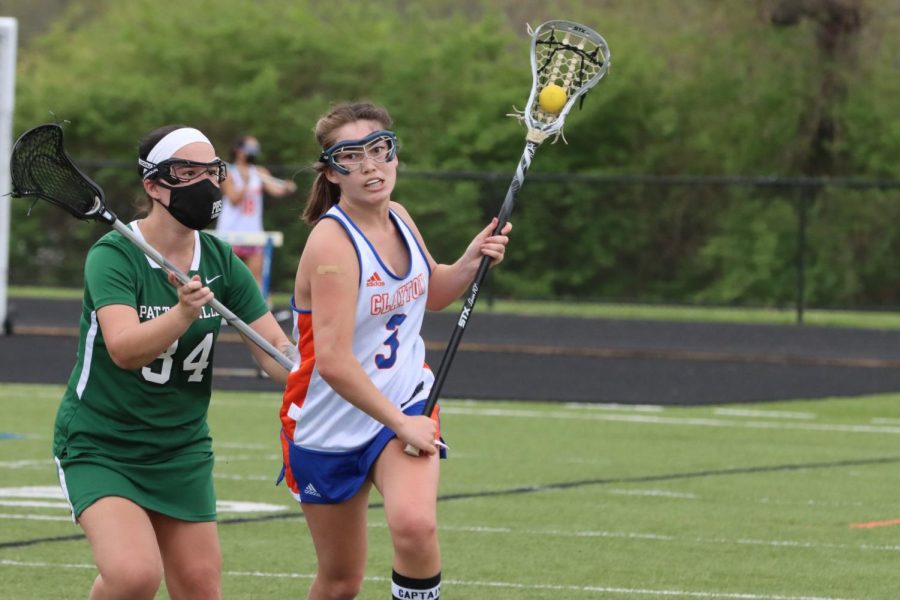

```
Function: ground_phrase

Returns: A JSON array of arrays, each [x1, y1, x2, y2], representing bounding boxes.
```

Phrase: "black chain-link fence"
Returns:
[[9, 162, 900, 321]]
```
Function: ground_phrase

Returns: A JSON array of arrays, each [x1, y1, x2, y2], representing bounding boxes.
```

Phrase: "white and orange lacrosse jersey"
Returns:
[[280, 205, 434, 452], [215, 165, 264, 235]]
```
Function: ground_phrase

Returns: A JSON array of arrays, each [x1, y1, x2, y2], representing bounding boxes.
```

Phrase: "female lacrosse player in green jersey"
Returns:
[[52, 124, 294, 600]]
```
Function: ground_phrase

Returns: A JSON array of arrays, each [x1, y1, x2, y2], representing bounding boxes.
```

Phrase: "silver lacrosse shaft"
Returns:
[[404, 140, 538, 456], [108, 217, 294, 371]]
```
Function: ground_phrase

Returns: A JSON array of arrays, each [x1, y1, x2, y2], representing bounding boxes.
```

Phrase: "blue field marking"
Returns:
[[0, 432, 26, 440]]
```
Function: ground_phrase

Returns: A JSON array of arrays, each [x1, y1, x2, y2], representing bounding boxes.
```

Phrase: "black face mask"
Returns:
[[155, 178, 223, 230]]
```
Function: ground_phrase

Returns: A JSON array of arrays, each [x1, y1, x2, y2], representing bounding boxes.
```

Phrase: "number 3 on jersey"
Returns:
[[375, 313, 407, 369]]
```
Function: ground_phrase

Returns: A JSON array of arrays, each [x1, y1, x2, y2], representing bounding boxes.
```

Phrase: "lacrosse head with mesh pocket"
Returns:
[[10, 123, 113, 224], [518, 20, 610, 144]]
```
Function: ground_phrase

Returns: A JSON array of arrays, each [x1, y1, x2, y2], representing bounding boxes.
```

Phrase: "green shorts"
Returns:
[[55, 450, 216, 522]]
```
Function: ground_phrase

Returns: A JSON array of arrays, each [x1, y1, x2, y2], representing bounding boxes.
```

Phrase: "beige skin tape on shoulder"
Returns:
[[316, 265, 342, 275]]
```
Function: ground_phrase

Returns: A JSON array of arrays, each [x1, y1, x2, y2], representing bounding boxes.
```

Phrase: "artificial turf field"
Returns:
[[2, 383, 899, 599]]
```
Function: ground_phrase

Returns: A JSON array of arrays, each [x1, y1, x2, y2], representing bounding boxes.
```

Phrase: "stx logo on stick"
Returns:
[[457, 283, 479, 328]]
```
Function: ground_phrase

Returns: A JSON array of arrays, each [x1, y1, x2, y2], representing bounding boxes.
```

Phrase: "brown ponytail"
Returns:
[[302, 165, 342, 225]]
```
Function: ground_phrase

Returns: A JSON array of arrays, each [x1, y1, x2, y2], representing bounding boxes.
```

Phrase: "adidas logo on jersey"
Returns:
[[303, 483, 321, 498], [366, 272, 385, 287]]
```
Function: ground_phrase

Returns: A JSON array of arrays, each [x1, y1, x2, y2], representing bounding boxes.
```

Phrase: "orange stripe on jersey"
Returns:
[[280, 312, 315, 439], [279, 430, 300, 496], [430, 403, 442, 440]]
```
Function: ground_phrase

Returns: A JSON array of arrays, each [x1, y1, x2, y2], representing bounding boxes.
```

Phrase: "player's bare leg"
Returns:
[[150, 512, 222, 600], [302, 481, 373, 600], [79, 497, 163, 600], [373, 437, 441, 597]]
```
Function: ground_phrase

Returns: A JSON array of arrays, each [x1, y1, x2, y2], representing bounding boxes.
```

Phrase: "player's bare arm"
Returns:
[[98, 274, 213, 370], [243, 312, 294, 385]]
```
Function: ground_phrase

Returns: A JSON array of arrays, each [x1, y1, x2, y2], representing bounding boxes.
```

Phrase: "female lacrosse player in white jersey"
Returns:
[[53, 124, 293, 600], [279, 101, 512, 600]]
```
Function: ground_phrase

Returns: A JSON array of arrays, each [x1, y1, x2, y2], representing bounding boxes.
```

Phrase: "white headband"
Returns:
[[141, 127, 212, 177]]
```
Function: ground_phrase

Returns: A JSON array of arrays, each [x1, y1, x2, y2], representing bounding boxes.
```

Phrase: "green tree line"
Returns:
[[6, 0, 900, 308]]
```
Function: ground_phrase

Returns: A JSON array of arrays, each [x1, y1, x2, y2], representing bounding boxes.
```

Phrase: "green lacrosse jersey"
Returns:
[[52, 221, 268, 520]]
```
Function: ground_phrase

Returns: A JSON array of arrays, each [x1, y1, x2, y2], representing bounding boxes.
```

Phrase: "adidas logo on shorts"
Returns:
[[366, 272, 385, 287], [303, 483, 322, 498]]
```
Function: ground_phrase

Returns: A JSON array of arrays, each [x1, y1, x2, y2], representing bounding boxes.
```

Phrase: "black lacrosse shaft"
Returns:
[[419, 140, 539, 418]]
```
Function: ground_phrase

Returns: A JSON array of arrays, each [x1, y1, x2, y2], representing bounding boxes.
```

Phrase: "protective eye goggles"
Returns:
[[139, 157, 228, 185], [319, 130, 397, 175]]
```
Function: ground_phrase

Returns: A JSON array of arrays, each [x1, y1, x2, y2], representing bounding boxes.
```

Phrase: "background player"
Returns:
[[216, 134, 297, 294]]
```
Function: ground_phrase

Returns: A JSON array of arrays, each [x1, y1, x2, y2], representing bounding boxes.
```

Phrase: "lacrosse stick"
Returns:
[[405, 20, 610, 455], [9, 123, 294, 370]]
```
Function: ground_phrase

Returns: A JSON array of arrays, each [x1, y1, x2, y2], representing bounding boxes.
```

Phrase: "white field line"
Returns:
[[214, 454, 280, 462], [608, 488, 697, 499], [0, 513, 71, 521], [215, 500, 287, 513], [565, 402, 665, 412], [713, 408, 817, 420], [0, 559, 859, 600], [369, 522, 900, 554], [0, 500, 67, 508], [0, 505, 287, 519], [0, 487, 290, 516], [214, 473, 272, 481], [1, 560, 95, 570], [871, 417, 900, 425], [214, 441, 270, 450], [0, 486, 60, 498], [0, 460, 50, 469], [757, 497, 863, 507], [372, 522, 674, 541], [441, 406, 900, 436]]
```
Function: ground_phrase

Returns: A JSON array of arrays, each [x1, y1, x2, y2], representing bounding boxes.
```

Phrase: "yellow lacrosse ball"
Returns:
[[538, 84, 567, 114]]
